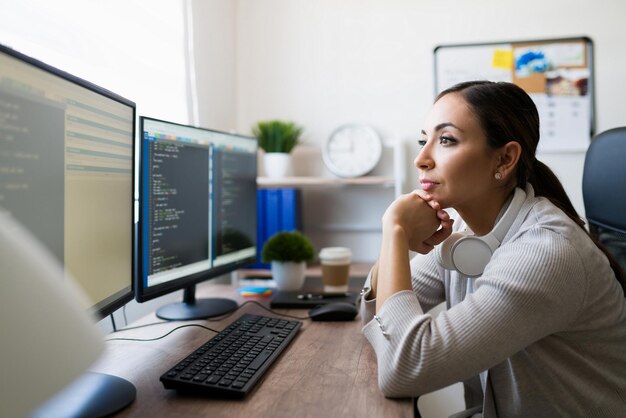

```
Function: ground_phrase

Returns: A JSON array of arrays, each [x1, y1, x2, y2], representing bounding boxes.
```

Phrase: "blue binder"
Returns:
[[265, 189, 281, 239], [255, 189, 267, 268], [253, 188, 301, 269], [280, 188, 300, 231]]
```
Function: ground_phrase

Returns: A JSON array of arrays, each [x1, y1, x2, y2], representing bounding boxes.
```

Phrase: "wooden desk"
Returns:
[[92, 279, 412, 417]]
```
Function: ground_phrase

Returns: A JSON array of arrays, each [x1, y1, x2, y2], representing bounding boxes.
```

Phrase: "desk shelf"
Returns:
[[255, 142, 405, 264], [257, 176, 396, 188]]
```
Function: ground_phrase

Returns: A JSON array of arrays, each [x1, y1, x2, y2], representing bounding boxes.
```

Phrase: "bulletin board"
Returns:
[[434, 37, 594, 153]]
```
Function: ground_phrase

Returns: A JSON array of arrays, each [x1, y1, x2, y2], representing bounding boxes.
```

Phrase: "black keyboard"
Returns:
[[160, 314, 301, 398]]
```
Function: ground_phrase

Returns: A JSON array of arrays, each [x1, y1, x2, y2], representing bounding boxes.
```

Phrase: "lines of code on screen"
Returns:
[[212, 149, 256, 258], [146, 140, 209, 275]]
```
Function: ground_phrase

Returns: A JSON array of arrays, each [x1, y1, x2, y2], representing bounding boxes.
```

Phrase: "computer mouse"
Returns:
[[308, 302, 358, 322]]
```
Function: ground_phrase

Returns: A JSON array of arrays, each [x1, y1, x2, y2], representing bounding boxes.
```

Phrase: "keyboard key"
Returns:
[[206, 375, 221, 384], [248, 349, 273, 370]]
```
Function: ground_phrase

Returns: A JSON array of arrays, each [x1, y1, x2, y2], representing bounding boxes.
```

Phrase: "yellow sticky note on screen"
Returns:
[[492, 49, 513, 70]]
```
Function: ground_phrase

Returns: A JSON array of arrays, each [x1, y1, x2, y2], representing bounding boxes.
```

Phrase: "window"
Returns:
[[0, 0, 190, 124]]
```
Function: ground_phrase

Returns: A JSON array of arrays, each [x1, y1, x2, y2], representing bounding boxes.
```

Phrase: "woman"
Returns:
[[361, 81, 626, 417]]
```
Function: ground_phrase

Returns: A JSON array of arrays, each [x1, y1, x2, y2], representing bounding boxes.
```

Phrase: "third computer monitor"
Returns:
[[138, 117, 257, 320]]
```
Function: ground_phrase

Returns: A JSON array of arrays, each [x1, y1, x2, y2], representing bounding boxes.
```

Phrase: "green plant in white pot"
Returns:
[[261, 231, 314, 291], [252, 120, 302, 178]]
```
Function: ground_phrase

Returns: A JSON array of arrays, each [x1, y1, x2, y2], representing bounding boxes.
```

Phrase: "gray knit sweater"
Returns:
[[361, 185, 626, 417]]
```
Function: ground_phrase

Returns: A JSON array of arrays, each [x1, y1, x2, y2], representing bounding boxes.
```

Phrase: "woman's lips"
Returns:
[[420, 180, 438, 192]]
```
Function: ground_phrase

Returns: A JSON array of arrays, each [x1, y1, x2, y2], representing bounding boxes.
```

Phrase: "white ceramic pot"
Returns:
[[271, 261, 306, 291], [263, 152, 291, 178]]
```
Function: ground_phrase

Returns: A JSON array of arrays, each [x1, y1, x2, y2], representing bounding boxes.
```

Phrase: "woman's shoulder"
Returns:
[[521, 196, 584, 241], [510, 195, 604, 275]]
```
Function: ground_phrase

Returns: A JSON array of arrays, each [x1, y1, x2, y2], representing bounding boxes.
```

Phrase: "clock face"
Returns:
[[323, 125, 382, 178]]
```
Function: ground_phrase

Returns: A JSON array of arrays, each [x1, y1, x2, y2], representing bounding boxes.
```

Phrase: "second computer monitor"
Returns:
[[138, 117, 257, 320]]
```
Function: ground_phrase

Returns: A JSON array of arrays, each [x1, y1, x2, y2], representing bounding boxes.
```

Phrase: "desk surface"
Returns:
[[92, 278, 412, 417]]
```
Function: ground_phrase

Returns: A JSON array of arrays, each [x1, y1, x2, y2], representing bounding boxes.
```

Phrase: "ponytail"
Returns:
[[525, 159, 585, 228], [527, 159, 625, 295]]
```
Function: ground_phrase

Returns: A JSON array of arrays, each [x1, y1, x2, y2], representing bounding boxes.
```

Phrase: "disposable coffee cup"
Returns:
[[319, 247, 351, 293]]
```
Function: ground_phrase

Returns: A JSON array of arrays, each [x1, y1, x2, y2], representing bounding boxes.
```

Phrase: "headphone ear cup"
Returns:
[[436, 232, 496, 277], [449, 236, 495, 277], [435, 232, 468, 271]]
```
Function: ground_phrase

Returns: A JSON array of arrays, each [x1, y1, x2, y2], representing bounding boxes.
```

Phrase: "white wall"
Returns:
[[193, 0, 626, 261]]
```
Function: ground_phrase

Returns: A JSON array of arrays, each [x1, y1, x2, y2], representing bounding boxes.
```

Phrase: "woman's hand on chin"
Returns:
[[412, 190, 454, 253], [382, 190, 454, 254]]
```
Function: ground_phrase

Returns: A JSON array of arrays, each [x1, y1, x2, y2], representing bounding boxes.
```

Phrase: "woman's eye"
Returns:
[[439, 136, 456, 145], [417, 139, 427, 147]]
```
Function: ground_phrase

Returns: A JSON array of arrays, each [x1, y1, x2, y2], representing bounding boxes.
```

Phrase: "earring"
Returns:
[[495, 172, 502, 180]]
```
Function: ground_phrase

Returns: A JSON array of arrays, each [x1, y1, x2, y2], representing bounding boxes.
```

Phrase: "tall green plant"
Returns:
[[252, 120, 302, 153]]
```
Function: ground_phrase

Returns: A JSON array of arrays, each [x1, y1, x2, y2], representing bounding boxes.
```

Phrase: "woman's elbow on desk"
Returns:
[[368, 334, 435, 397], [378, 373, 408, 398], [377, 369, 433, 399]]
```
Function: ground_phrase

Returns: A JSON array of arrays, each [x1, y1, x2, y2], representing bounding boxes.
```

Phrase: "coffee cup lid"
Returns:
[[319, 247, 351, 261]]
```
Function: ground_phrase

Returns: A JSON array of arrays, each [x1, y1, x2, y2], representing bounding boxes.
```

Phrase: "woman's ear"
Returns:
[[497, 141, 522, 179]]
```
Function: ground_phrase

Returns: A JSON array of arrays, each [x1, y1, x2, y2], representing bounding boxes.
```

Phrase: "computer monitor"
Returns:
[[0, 44, 136, 416], [138, 117, 257, 320]]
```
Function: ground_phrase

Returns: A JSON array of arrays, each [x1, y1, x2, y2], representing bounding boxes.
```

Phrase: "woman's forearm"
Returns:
[[372, 191, 446, 310], [368, 261, 379, 299], [376, 225, 412, 312]]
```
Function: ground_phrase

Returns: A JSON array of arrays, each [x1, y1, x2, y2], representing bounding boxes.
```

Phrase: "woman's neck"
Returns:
[[456, 189, 515, 236]]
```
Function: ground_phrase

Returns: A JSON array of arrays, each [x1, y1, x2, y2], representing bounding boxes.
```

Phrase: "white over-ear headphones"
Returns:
[[435, 187, 526, 277]]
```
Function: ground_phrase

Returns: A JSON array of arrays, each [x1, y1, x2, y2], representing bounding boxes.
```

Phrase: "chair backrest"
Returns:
[[582, 127, 626, 272]]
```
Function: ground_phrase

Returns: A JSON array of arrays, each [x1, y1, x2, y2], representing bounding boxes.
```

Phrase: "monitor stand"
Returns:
[[156, 285, 238, 320], [30, 372, 135, 418]]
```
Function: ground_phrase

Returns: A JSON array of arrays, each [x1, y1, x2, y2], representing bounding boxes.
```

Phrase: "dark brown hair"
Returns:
[[437, 80, 625, 294]]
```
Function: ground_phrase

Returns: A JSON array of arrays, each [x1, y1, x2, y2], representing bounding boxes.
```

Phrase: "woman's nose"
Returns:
[[414, 146, 433, 170]]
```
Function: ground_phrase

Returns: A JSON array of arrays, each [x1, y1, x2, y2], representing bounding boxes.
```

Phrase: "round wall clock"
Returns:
[[322, 124, 383, 178]]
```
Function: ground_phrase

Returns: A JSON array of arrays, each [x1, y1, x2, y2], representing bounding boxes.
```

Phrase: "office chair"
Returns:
[[582, 127, 626, 276]]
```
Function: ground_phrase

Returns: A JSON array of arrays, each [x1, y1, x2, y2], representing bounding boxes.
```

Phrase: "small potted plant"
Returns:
[[252, 120, 303, 178], [261, 231, 314, 290]]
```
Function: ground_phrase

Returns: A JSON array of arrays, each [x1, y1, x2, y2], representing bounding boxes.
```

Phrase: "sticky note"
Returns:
[[492, 49, 513, 70]]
